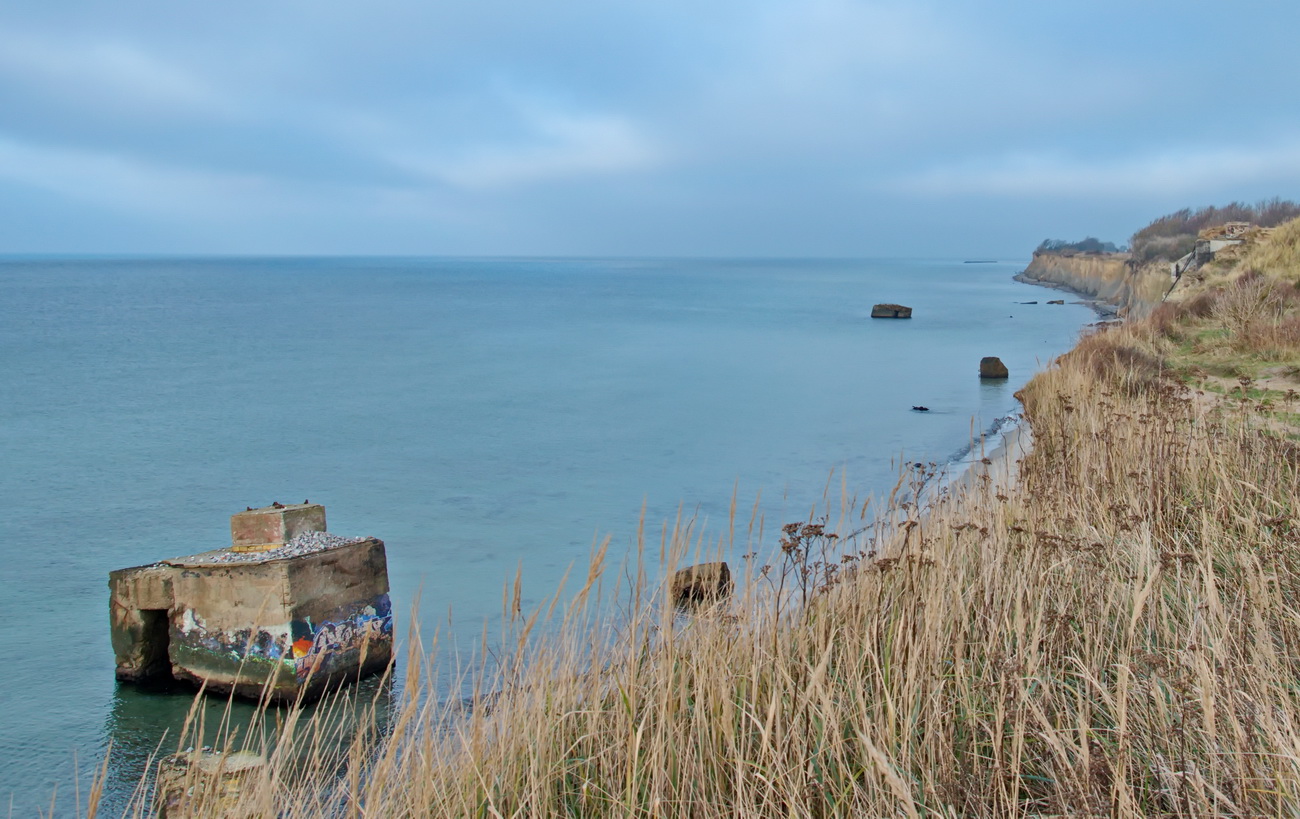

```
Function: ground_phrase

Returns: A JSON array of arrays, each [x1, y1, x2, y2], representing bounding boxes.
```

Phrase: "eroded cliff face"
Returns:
[[1020, 251, 1167, 316]]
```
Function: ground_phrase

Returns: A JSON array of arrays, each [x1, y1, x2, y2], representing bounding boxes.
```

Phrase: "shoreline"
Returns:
[[944, 413, 1031, 500], [913, 266, 1121, 514], [1013, 269, 1122, 320], [936, 268, 1115, 503], [871, 266, 1098, 563]]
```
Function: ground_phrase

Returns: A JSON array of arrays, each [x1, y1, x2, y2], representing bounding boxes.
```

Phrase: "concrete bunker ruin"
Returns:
[[109, 503, 393, 702]]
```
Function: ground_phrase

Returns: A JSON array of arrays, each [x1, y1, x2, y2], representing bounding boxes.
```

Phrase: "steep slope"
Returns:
[[1018, 250, 1168, 316]]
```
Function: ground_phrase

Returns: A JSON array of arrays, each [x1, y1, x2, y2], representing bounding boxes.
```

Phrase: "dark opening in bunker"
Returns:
[[135, 609, 176, 687]]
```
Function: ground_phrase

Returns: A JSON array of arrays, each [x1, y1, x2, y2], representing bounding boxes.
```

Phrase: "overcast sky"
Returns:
[[1, 0, 1298, 257]]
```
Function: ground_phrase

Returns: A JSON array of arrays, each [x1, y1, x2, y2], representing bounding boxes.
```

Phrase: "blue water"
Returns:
[[0, 256, 1089, 814]]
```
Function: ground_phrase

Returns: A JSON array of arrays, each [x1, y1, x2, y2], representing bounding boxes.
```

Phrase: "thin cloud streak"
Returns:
[[0, 135, 300, 221], [389, 109, 662, 191], [890, 141, 1300, 199], [0, 30, 227, 116]]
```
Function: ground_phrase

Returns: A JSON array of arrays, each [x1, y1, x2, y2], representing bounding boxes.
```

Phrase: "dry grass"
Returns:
[[1176, 216, 1300, 298], [1241, 217, 1300, 283], [81, 226, 1300, 816], [1146, 241, 1300, 385]]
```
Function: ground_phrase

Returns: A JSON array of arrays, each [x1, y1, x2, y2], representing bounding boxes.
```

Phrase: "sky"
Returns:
[[1, 0, 1298, 257]]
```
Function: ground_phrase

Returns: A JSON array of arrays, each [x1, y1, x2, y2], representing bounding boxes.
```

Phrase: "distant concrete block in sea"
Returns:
[[108, 503, 393, 702], [871, 303, 913, 318]]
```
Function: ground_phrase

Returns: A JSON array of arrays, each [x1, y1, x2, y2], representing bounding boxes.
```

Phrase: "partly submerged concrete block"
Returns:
[[670, 562, 733, 606], [871, 303, 913, 318], [230, 502, 325, 552], [109, 505, 392, 703], [979, 356, 1009, 379], [165, 537, 392, 700]]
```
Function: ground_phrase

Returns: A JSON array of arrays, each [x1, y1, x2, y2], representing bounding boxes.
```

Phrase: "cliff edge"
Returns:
[[1017, 250, 1168, 317]]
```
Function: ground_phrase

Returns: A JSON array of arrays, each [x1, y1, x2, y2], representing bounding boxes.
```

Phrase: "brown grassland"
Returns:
[[93, 218, 1300, 817]]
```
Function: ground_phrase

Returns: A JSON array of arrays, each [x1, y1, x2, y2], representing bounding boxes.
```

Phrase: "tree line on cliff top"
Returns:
[[1035, 236, 1122, 254], [1039, 197, 1300, 264]]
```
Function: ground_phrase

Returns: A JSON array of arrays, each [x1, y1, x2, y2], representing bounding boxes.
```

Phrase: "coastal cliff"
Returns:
[[1017, 250, 1167, 316]]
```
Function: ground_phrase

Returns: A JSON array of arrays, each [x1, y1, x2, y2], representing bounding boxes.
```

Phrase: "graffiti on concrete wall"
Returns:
[[288, 594, 394, 680], [172, 594, 393, 684]]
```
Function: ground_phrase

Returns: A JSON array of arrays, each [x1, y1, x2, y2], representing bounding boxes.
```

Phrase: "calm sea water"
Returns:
[[0, 256, 1089, 814]]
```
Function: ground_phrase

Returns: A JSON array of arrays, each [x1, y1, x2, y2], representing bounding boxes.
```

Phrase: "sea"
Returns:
[[0, 256, 1091, 815]]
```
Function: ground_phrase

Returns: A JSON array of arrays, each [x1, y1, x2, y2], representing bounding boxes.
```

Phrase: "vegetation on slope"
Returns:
[[98, 218, 1300, 818], [1035, 237, 1123, 255], [1129, 198, 1300, 265]]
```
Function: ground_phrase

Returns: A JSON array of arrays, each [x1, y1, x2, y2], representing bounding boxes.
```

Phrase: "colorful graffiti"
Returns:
[[171, 594, 394, 686], [288, 594, 393, 681]]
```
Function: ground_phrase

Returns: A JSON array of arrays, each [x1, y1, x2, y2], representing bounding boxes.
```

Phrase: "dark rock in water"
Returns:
[[979, 356, 1009, 379], [871, 303, 912, 319], [1047, 299, 1065, 305], [911, 406, 929, 412], [671, 562, 732, 607]]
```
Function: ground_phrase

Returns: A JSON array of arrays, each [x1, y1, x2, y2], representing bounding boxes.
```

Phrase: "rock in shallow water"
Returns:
[[671, 562, 733, 606], [979, 356, 1009, 379]]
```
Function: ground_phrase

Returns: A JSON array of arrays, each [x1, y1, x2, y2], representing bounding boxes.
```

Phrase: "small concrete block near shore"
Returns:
[[979, 356, 1009, 379], [156, 750, 266, 818], [871, 303, 913, 318], [109, 504, 393, 703], [671, 562, 733, 606]]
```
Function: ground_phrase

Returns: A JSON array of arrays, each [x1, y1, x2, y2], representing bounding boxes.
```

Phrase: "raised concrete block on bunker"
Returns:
[[871, 303, 913, 318], [979, 356, 1009, 379], [230, 502, 325, 552]]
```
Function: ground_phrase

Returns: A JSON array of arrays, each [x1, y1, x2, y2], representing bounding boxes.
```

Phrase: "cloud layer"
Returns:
[[0, 0, 1297, 255]]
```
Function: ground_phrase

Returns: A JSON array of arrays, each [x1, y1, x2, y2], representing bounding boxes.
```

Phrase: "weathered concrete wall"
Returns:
[[108, 564, 175, 682], [230, 502, 326, 550], [110, 527, 393, 702], [284, 539, 392, 695], [166, 558, 295, 698], [1019, 251, 1167, 317]]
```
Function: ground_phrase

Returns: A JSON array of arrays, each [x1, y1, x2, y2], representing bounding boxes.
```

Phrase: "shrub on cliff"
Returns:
[[1059, 326, 1164, 394], [1130, 198, 1300, 264], [1036, 236, 1121, 254]]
